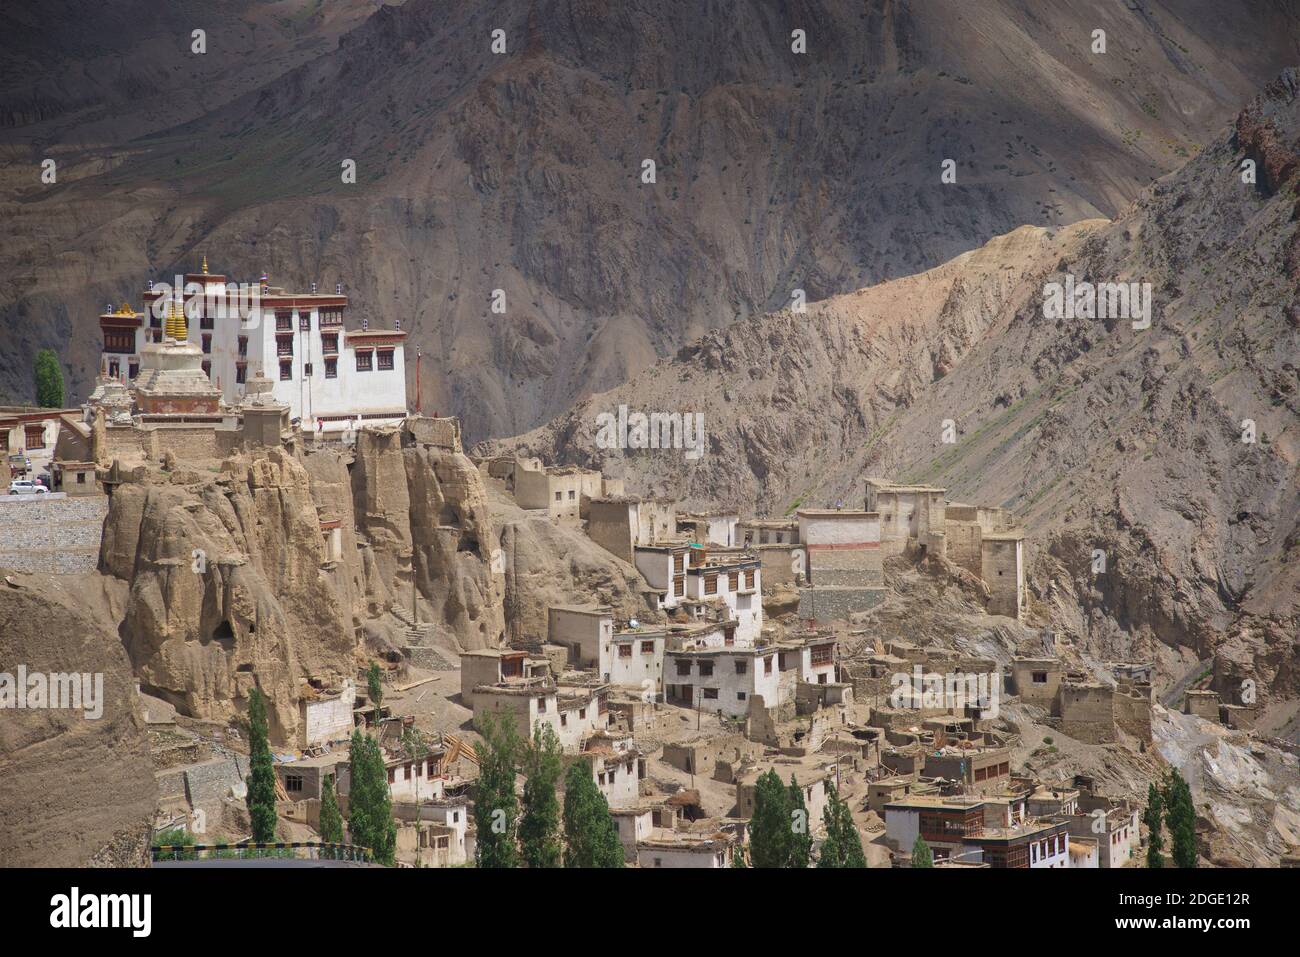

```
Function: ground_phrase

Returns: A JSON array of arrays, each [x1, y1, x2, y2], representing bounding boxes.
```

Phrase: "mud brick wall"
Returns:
[[1060, 684, 1116, 744]]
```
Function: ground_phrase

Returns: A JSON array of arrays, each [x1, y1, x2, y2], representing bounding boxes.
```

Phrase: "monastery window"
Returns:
[[674, 554, 685, 574], [554, 491, 562, 502], [735, 659, 747, 674], [619, 644, 632, 658], [698, 661, 714, 677], [304, 363, 313, 377], [745, 570, 756, 588], [237, 336, 248, 357], [275, 311, 292, 332], [319, 308, 342, 327], [536, 697, 548, 713], [810, 645, 833, 667], [201, 334, 211, 354], [673, 576, 684, 597], [560, 712, 568, 727], [387, 768, 396, 785], [355, 350, 373, 372], [704, 574, 718, 595], [300, 313, 310, 331], [321, 333, 338, 354], [285, 774, 303, 793], [675, 660, 691, 676], [737, 691, 746, 700], [568, 490, 575, 500], [728, 572, 739, 590], [235, 364, 247, 384], [764, 656, 773, 676], [128, 361, 139, 379], [1032, 671, 1048, 683], [279, 360, 292, 381], [640, 641, 655, 655], [702, 688, 718, 700], [579, 708, 586, 720], [0, 433, 8, 453], [378, 349, 394, 371], [103, 330, 135, 354], [277, 335, 293, 357], [325, 357, 338, 379]]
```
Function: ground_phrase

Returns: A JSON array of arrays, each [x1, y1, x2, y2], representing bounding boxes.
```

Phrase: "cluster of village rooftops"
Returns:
[[255, 442, 1179, 868]]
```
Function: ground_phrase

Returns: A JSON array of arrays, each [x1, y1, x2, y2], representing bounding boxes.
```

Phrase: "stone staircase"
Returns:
[[388, 602, 458, 671]]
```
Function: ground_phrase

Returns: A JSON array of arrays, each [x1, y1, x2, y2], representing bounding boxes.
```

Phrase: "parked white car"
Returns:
[[8, 480, 48, 495]]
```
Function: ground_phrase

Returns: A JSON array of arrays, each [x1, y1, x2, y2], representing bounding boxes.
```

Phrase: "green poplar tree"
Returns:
[[34, 349, 64, 408], [787, 774, 813, 868], [747, 769, 792, 868], [347, 729, 396, 865], [912, 835, 934, 868], [1143, 781, 1164, 868], [474, 711, 521, 868], [319, 776, 344, 857], [562, 760, 623, 868], [366, 662, 383, 720], [818, 783, 866, 868], [519, 724, 564, 868], [245, 687, 278, 844], [1162, 767, 1197, 868]]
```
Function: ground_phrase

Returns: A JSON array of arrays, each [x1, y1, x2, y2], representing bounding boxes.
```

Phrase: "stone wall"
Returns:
[[944, 520, 983, 577], [797, 585, 884, 624], [0, 494, 108, 574], [1060, 683, 1116, 744]]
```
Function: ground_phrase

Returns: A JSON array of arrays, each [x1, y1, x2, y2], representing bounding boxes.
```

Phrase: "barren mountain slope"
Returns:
[[2, 0, 1297, 440], [488, 69, 1300, 714]]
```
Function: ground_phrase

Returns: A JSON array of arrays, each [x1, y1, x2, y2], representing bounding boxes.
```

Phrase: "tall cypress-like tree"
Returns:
[[366, 662, 384, 719], [747, 769, 792, 868], [1163, 767, 1197, 868], [319, 777, 345, 858], [245, 687, 278, 844], [474, 711, 521, 868], [33, 349, 64, 408], [818, 783, 866, 868], [347, 729, 396, 865], [912, 835, 934, 868], [1143, 781, 1164, 868], [519, 724, 563, 868], [786, 775, 813, 868], [562, 760, 623, 868]]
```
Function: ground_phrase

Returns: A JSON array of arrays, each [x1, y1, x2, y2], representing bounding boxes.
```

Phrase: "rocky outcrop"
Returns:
[[351, 428, 506, 651], [0, 572, 156, 867], [96, 424, 508, 742], [100, 448, 356, 741]]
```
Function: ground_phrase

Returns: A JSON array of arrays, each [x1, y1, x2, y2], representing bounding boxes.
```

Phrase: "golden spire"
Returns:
[[201, 253, 209, 274], [163, 297, 187, 341]]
